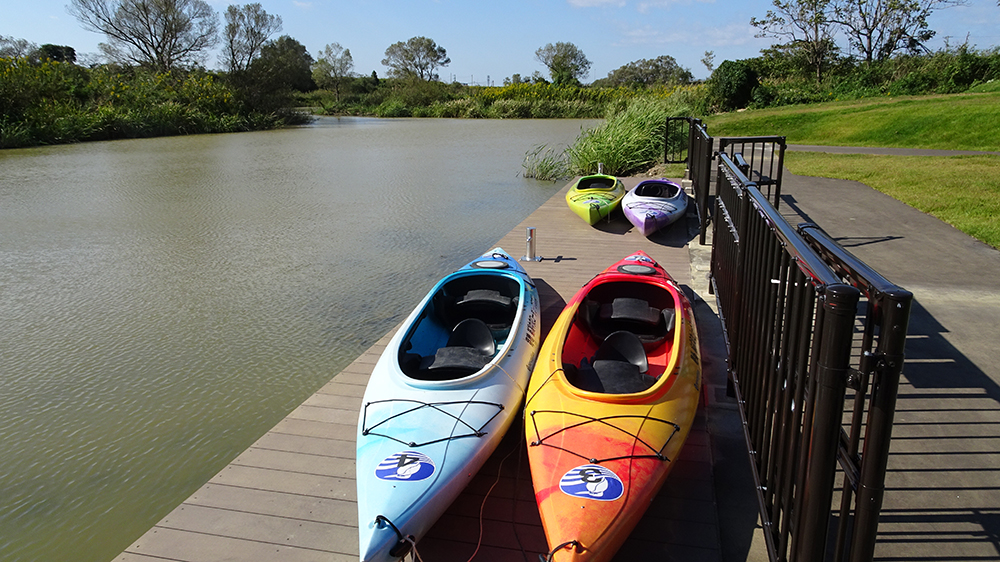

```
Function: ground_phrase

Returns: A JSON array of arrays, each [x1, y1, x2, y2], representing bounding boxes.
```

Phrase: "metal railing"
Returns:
[[710, 152, 911, 562], [689, 120, 714, 245], [664, 116, 693, 164], [798, 223, 913, 562], [718, 135, 786, 208]]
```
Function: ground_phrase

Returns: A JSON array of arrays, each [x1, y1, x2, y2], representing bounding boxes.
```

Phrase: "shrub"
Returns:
[[708, 60, 759, 111]]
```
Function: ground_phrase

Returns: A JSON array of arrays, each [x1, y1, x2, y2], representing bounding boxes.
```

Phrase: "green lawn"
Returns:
[[784, 152, 1000, 249], [704, 92, 1000, 152], [695, 93, 1000, 249]]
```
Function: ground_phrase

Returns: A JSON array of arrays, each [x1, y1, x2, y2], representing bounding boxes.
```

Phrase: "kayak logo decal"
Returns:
[[375, 451, 435, 481], [559, 464, 624, 501], [624, 254, 655, 264]]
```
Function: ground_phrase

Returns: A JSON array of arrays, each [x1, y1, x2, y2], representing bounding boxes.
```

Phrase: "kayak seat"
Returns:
[[447, 317, 497, 356], [414, 318, 496, 380], [600, 297, 660, 327], [587, 297, 673, 349], [635, 182, 665, 198], [437, 276, 520, 333], [454, 289, 517, 328], [568, 331, 655, 394], [596, 330, 648, 373]]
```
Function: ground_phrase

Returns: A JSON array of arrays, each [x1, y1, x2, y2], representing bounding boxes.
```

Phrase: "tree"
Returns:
[[253, 35, 314, 91], [221, 3, 281, 73], [39, 44, 78, 63], [831, 0, 963, 63], [708, 60, 759, 111], [601, 55, 694, 87], [68, 0, 219, 71], [751, 0, 838, 82], [701, 51, 716, 73], [312, 43, 354, 99], [381, 36, 450, 81], [535, 42, 591, 85], [229, 35, 312, 114], [0, 36, 39, 61]]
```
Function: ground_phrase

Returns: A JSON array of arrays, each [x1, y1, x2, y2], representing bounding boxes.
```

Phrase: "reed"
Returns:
[[521, 144, 571, 181], [565, 96, 694, 176]]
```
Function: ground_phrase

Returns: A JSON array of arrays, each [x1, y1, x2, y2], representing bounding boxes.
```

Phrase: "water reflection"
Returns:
[[0, 117, 595, 562]]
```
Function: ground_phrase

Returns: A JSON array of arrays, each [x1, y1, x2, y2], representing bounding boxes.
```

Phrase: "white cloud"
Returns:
[[292, 1, 313, 8], [568, 0, 627, 7], [612, 20, 760, 48]]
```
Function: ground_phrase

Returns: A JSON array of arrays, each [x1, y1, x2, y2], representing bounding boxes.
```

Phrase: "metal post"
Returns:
[[521, 227, 541, 262], [793, 283, 860, 562]]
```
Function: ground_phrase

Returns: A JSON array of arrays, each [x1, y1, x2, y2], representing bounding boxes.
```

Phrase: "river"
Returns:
[[0, 117, 596, 562]]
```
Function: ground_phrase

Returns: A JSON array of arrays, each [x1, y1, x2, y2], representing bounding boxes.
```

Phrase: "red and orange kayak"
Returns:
[[524, 251, 702, 562]]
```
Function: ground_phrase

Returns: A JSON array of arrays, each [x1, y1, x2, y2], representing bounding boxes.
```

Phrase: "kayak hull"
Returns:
[[356, 248, 541, 561], [525, 251, 702, 562], [565, 174, 626, 225], [622, 179, 688, 237]]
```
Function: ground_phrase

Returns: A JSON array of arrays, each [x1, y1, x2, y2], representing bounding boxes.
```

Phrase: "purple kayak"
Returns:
[[622, 179, 688, 237]]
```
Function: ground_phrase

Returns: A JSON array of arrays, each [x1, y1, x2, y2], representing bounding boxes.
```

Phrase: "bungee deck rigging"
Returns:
[[528, 408, 681, 463], [361, 398, 505, 447]]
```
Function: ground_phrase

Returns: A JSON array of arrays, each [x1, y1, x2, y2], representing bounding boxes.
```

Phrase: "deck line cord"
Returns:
[[539, 540, 580, 562]]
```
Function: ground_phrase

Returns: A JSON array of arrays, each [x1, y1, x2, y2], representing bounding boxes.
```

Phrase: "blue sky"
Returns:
[[3, 0, 998, 82]]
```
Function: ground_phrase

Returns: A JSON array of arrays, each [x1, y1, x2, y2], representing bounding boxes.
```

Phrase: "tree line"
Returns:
[[3, 0, 998, 149]]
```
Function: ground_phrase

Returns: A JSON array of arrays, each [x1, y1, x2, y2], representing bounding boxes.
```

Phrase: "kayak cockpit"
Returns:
[[634, 179, 682, 199], [562, 281, 679, 394], [399, 273, 521, 381]]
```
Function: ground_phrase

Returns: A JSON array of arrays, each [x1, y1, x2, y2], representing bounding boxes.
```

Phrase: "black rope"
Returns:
[[362, 399, 504, 447], [375, 515, 416, 559], [539, 540, 580, 562], [528, 409, 681, 463]]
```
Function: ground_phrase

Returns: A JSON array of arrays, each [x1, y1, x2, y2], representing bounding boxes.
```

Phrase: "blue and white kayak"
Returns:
[[622, 178, 688, 237], [356, 247, 541, 561]]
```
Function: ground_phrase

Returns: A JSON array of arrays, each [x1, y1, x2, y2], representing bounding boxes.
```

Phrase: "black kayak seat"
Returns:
[[447, 317, 496, 356], [568, 331, 655, 394], [595, 330, 648, 373], [416, 318, 497, 379], [580, 177, 616, 190], [600, 297, 660, 327], [457, 289, 512, 310]]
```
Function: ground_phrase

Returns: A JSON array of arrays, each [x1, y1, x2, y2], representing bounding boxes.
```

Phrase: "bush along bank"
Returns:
[[1, 58, 308, 149]]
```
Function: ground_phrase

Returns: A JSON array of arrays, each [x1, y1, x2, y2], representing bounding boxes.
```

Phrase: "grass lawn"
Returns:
[[704, 92, 1000, 152], [785, 152, 1000, 249]]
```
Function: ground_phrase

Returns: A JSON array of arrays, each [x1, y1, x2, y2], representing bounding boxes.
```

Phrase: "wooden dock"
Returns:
[[115, 178, 752, 562]]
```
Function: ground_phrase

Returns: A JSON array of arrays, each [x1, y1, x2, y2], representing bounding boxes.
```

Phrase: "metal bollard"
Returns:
[[521, 227, 541, 262]]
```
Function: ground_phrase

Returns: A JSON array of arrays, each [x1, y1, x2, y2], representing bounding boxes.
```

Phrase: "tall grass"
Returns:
[[520, 93, 696, 180], [521, 144, 571, 180]]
